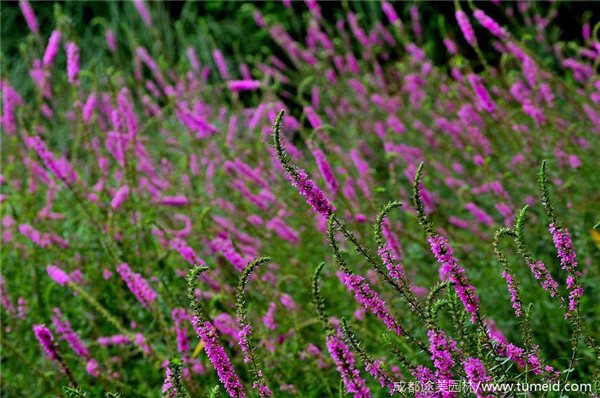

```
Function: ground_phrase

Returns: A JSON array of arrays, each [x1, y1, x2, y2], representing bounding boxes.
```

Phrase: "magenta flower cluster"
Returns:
[[46, 265, 71, 286], [339, 272, 403, 335], [549, 224, 583, 313], [171, 237, 206, 267], [473, 9, 507, 39], [172, 308, 190, 353], [25, 136, 67, 183], [116, 263, 157, 308], [66, 42, 80, 85], [289, 168, 335, 217], [428, 235, 480, 322], [19, 0, 38, 34], [51, 308, 89, 358], [364, 359, 395, 393], [528, 260, 559, 298], [326, 333, 371, 397], [428, 329, 459, 397], [501, 270, 522, 317], [309, 144, 339, 194], [455, 10, 476, 47], [193, 318, 246, 398], [33, 324, 60, 362], [43, 30, 61, 67], [463, 357, 491, 398], [237, 324, 252, 363], [377, 243, 405, 286], [467, 74, 496, 114], [227, 80, 261, 92]]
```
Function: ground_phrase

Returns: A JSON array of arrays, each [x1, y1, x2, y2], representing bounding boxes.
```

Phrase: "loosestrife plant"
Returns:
[[2, 1, 599, 396]]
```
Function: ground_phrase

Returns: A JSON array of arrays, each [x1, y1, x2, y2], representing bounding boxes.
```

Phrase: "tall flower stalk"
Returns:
[[272, 110, 335, 217], [33, 324, 77, 387], [539, 161, 599, 380], [340, 319, 400, 396], [413, 163, 517, 395], [235, 257, 273, 397], [312, 263, 372, 398], [413, 164, 480, 323], [187, 267, 246, 398]]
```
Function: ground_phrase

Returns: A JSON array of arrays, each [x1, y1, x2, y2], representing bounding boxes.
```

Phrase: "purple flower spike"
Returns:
[[133, 0, 152, 27], [549, 224, 583, 315], [289, 168, 336, 217], [455, 10, 477, 47], [47, 265, 71, 286], [340, 272, 403, 335], [473, 9, 507, 39], [66, 42, 80, 85], [528, 260, 559, 298], [377, 244, 405, 286], [310, 146, 339, 194], [227, 80, 261, 92], [463, 357, 491, 398], [111, 185, 130, 210], [193, 319, 246, 398], [25, 136, 67, 182], [467, 74, 496, 114], [428, 329, 460, 398], [381, 2, 400, 26], [172, 308, 190, 353], [43, 30, 62, 67], [428, 235, 480, 322], [501, 271, 522, 317], [116, 263, 157, 308], [19, 1, 38, 34], [51, 308, 93, 365], [33, 324, 60, 361], [171, 237, 205, 267], [326, 333, 372, 397], [237, 324, 252, 363]]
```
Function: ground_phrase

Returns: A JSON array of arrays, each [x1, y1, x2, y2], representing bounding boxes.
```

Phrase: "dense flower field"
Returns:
[[1, 1, 599, 397]]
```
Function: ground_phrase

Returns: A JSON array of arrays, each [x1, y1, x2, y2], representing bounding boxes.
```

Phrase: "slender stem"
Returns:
[[333, 216, 430, 324]]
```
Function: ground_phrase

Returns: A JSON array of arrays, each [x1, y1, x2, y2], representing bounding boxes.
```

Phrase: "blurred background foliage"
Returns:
[[2, 0, 596, 101]]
